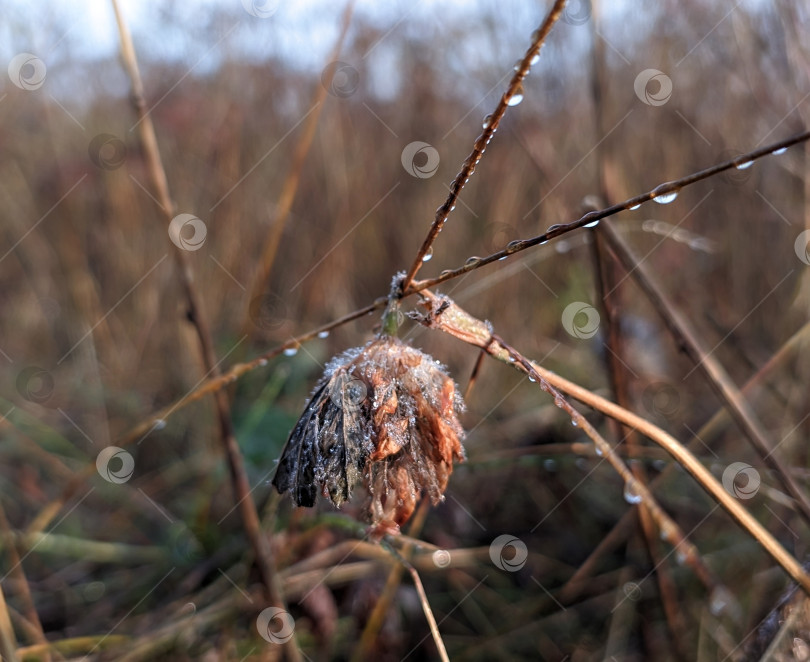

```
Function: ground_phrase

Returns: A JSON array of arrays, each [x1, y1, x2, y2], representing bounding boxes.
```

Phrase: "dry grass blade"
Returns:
[[0, 583, 17, 662], [0, 503, 51, 662], [244, 1, 356, 337]]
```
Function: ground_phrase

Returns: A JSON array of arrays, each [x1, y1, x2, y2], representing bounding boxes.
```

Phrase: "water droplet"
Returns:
[[258, 358, 268, 366], [595, 445, 603, 457], [773, 146, 788, 155], [531, 29, 541, 41], [507, 239, 523, 251], [571, 419, 578, 427], [465, 256, 481, 268], [554, 395, 565, 409], [440, 269, 452, 277], [629, 203, 641, 210], [582, 211, 601, 228], [449, 204, 456, 212], [546, 224, 564, 233], [283, 346, 298, 356], [658, 520, 676, 541], [709, 586, 731, 615], [498, 256, 507, 261], [505, 84, 524, 107], [513, 59, 522, 72], [528, 375, 536, 382], [422, 247, 434, 262], [530, 53, 540, 65], [623, 480, 643, 504], [735, 160, 754, 170], [482, 114, 493, 129], [652, 189, 679, 205], [508, 355, 516, 362], [675, 548, 687, 565], [154, 419, 167, 430], [317, 330, 330, 338]]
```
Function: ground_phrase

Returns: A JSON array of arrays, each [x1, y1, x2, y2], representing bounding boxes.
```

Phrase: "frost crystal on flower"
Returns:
[[272, 336, 465, 533]]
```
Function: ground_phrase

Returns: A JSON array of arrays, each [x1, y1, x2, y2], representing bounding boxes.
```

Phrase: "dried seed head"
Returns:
[[272, 336, 465, 532]]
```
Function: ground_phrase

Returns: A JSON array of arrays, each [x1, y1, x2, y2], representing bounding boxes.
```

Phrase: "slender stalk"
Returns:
[[0, 582, 17, 662], [598, 218, 810, 526], [413, 288, 810, 595], [399, 0, 568, 293], [0, 503, 51, 661], [244, 1, 356, 338], [109, 2, 298, 658], [403, 129, 810, 297]]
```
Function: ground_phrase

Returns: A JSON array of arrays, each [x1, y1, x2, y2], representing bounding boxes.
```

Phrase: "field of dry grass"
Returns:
[[2, 1, 810, 660]]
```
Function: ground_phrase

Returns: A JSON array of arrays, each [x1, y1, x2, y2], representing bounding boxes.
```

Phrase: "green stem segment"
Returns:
[[381, 297, 401, 337]]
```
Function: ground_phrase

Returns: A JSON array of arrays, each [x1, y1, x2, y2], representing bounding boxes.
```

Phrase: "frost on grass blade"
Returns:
[[272, 336, 465, 533]]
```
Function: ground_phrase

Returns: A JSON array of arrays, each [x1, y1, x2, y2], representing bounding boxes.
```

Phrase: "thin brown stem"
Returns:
[[399, 0, 568, 293], [110, 2, 297, 658], [598, 219, 810, 527], [413, 288, 810, 595], [559, 318, 810, 602], [244, 1, 355, 338], [403, 129, 810, 297], [351, 500, 430, 662]]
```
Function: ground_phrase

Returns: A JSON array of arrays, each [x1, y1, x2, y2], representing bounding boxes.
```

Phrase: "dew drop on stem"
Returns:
[[629, 203, 641, 210], [464, 256, 481, 268], [283, 346, 299, 356], [773, 146, 788, 155], [482, 114, 493, 129], [652, 189, 679, 205], [623, 480, 643, 504], [735, 160, 754, 170], [422, 247, 434, 262], [317, 330, 330, 338], [505, 84, 525, 107]]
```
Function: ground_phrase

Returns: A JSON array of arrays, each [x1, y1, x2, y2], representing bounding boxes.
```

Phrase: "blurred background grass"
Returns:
[[1, 1, 810, 659]]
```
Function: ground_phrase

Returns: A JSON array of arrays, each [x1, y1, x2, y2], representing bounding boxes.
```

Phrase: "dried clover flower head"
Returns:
[[272, 336, 465, 534]]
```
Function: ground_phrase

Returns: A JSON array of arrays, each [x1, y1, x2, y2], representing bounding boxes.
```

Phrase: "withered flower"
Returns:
[[272, 335, 465, 534]]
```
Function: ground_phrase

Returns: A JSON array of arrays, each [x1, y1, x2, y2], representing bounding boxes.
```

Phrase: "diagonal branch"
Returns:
[[244, 1, 356, 338], [413, 288, 810, 595], [404, 129, 810, 297], [597, 218, 810, 526], [399, 0, 568, 293]]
